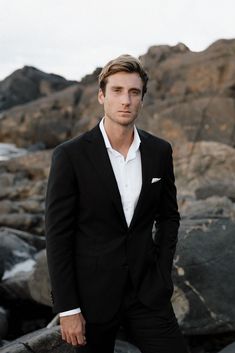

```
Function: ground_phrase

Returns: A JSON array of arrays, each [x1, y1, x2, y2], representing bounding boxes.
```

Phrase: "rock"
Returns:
[[0, 227, 45, 252], [218, 341, 235, 352], [3, 215, 235, 336], [28, 250, 51, 306], [115, 340, 141, 353], [0, 269, 35, 301], [172, 217, 235, 334], [0, 307, 8, 339], [0, 228, 36, 281], [143, 97, 235, 149], [0, 227, 41, 303], [0, 246, 50, 306], [0, 150, 51, 234], [0, 66, 77, 112], [0, 143, 27, 161], [0, 325, 140, 353], [178, 195, 235, 220], [0, 85, 83, 148], [1, 40, 235, 149], [174, 141, 235, 197], [195, 182, 235, 202], [27, 142, 46, 152]]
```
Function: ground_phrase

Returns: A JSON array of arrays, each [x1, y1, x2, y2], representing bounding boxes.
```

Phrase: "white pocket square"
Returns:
[[151, 177, 161, 183]]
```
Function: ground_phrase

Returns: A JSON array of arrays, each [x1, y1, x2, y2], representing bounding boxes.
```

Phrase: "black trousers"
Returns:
[[77, 273, 188, 353]]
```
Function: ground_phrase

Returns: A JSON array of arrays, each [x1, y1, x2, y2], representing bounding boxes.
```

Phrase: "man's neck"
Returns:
[[103, 117, 134, 157]]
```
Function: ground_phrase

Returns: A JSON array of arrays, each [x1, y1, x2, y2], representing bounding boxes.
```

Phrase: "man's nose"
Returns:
[[121, 93, 131, 105]]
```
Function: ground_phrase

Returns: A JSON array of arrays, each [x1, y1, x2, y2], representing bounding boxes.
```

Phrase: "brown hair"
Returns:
[[98, 54, 148, 99]]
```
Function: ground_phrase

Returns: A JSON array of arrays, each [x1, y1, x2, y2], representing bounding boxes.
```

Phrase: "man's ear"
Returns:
[[98, 88, 104, 104]]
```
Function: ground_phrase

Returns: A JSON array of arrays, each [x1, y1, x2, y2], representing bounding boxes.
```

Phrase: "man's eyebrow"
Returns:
[[110, 86, 141, 91], [111, 85, 123, 89], [130, 88, 141, 91]]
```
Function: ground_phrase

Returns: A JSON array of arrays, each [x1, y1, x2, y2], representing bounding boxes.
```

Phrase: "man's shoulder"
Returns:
[[137, 128, 172, 150], [53, 124, 99, 155]]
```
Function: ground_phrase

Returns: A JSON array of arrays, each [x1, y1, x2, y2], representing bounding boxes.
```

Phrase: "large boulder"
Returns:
[[172, 217, 235, 334], [28, 250, 51, 307], [0, 227, 37, 283], [0, 66, 77, 112], [0, 326, 140, 353]]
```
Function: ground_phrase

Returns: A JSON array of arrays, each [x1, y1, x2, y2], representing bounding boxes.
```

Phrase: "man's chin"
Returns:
[[117, 115, 137, 126]]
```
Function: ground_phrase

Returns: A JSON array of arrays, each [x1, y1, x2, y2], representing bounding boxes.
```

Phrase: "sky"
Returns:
[[1, 0, 235, 81]]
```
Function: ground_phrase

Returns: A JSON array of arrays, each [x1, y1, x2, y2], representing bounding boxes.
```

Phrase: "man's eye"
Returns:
[[131, 90, 140, 95], [113, 88, 121, 92]]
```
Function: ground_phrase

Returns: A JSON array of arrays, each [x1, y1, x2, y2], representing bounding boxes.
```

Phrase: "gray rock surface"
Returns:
[[218, 341, 235, 353], [0, 307, 8, 340], [0, 326, 140, 353], [0, 227, 37, 281], [172, 217, 235, 334], [2, 216, 234, 336], [28, 250, 51, 306]]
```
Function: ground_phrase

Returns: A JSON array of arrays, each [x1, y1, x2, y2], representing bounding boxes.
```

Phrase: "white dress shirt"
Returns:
[[60, 117, 142, 317]]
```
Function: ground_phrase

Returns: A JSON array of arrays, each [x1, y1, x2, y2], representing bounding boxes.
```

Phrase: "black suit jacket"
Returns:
[[45, 123, 180, 323]]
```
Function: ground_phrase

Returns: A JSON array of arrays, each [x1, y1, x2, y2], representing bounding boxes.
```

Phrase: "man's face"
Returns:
[[98, 71, 143, 127]]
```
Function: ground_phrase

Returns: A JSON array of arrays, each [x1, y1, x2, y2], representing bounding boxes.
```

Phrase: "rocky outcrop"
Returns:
[[2, 137, 235, 237], [0, 66, 77, 112], [1, 40, 235, 149], [2, 214, 235, 336], [0, 325, 140, 353], [0, 227, 37, 281], [173, 217, 235, 335], [0, 85, 83, 148], [0, 227, 46, 308], [174, 141, 235, 197], [0, 150, 52, 234], [1, 39, 235, 351]]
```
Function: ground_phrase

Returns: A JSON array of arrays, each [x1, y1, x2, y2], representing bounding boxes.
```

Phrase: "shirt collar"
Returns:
[[99, 117, 141, 159]]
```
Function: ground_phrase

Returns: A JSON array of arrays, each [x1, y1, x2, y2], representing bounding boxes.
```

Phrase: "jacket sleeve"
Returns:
[[45, 145, 80, 313], [156, 143, 180, 274]]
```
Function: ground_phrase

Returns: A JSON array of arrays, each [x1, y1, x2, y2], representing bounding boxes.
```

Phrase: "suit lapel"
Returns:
[[129, 129, 153, 230], [85, 124, 128, 228]]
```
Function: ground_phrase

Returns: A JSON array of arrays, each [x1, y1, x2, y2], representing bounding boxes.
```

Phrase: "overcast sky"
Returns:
[[1, 0, 235, 81]]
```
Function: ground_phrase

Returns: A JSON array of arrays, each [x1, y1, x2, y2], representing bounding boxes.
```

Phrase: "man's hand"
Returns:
[[60, 312, 87, 346]]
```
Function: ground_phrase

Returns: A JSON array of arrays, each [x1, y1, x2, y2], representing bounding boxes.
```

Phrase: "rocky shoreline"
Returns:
[[1, 39, 235, 352]]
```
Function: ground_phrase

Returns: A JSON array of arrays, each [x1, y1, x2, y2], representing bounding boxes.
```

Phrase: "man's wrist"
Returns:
[[59, 308, 81, 317]]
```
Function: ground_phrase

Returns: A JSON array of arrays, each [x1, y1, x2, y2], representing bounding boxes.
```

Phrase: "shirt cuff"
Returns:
[[59, 308, 81, 317]]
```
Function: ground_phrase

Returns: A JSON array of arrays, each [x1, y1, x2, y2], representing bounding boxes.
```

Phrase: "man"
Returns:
[[45, 54, 188, 353]]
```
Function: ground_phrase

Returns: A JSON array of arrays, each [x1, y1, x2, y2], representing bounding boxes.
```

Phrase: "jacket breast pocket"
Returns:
[[150, 179, 162, 189]]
